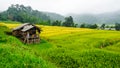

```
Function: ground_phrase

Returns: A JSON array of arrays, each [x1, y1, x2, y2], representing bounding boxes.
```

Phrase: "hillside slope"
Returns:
[[43, 12, 64, 21], [0, 23, 56, 68], [0, 22, 120, 68], [0, 4, 65, 24], [70, 10, 120, 24]]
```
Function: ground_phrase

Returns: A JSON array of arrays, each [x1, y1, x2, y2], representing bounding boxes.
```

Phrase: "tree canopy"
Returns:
[[62, 16, 74, 27], [115, 23, 120, 31], [0, 4, 50, 24], [80, 23, 98, 29]]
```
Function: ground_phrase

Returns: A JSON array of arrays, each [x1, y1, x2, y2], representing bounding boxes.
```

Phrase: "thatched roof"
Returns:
[[13, 23, 30, 31], [12, 23, 41, 32], [21, 25, 34, 32]]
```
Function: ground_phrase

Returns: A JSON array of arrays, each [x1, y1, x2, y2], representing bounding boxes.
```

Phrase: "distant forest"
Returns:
[[0, 4, 65, 25], [0, 4, 78, 27], [1, 4, 120, 30], [70, 12, 120, 25], [0, 4, 49, 23]]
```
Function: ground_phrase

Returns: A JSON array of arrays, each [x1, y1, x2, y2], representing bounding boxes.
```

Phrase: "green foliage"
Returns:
[[0, 20, 21, 23], [80, 23, 86, 28], [74, 23, 78, 27], [90, 24, 98, 29], [62, 16, 74, 27], [80, 23, 98, 29], [100, 24, 106, 29], [115, 23, 120, 31], [0, 11, 8, 20], [106, 25, 110, 28], [37, 20, 51, 25], [52, 20, 61, 26], [0, 4, 50, 24]]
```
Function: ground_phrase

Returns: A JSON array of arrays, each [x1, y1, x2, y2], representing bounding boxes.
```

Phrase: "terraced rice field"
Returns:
[[0, 22, 120, 68]]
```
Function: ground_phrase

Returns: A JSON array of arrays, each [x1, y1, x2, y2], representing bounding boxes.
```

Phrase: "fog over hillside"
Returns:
[[1, 0, 120, 15], [0, 3, 120, 25], [43, 12, 65, 21], [69, 10, 120, 25], [1, 0, 120, 25]]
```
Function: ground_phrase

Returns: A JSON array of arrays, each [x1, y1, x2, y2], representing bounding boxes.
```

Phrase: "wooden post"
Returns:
[[26, 32, 30, 44]]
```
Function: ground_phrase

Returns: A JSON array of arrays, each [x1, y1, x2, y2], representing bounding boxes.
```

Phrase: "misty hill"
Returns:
[[43, 12, 64, 21], [0, 4, 50, 23], [70, 11, 120, 25], [0, 4, 65, 24], [1, 4, 120, 25]]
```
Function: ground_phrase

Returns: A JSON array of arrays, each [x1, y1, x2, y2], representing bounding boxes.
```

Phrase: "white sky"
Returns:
[[0, 0, 120, 15]]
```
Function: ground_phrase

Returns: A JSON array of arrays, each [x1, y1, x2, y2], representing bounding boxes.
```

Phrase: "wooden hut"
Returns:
[[12, 23, 41, 44]]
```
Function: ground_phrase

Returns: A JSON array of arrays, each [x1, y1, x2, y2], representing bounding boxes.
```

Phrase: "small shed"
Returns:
[[12, 23, 41, 44]]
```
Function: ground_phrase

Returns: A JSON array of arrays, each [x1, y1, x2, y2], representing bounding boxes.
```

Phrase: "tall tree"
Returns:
[[80, 23, 86, 28], [100, 24, 105, 30], [115, 23, 120, 31], [62, 16, 74, 27]]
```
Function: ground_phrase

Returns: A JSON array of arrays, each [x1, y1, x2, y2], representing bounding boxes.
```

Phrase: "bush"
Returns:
[[80, 23, 98, 29]]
